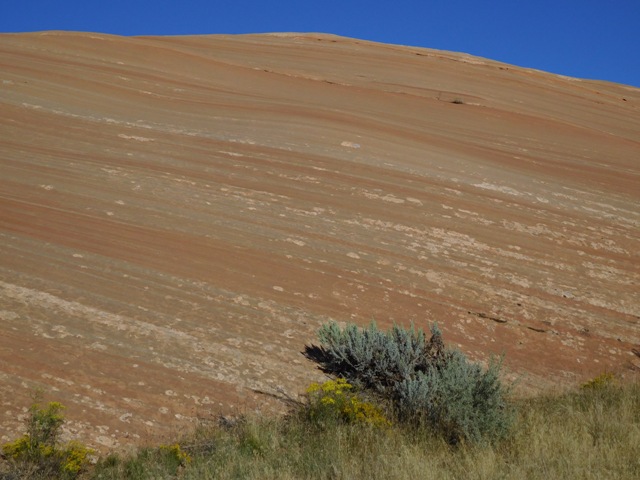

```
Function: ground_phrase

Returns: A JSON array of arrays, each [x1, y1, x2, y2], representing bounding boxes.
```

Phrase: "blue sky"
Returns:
[[2, 1, 639, 88]]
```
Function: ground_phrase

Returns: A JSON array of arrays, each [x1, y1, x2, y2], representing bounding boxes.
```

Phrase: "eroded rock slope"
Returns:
[[1, 31, 639, 449]]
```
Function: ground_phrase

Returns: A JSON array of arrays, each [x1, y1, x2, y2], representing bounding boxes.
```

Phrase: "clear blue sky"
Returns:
[[2, 0, 639, 88]]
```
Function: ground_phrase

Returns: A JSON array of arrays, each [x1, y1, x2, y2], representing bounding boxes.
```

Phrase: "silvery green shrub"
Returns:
[[317, 321, 445, 392], [397, 351, 511, 444], [315, 321, 511, 444]]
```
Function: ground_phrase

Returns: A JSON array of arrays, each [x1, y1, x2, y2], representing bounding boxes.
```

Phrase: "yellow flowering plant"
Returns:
[[581, 372, 617, 390], [1, 397, 93, 479], [304, 378, 390, 428], [160, 443, 192, 466]]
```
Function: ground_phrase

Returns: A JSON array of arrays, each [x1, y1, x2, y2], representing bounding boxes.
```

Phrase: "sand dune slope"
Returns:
[[1, 31, 639, 449]]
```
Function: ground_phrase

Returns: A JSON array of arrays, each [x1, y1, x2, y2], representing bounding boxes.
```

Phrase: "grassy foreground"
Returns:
[[60, 379, 639, 479]]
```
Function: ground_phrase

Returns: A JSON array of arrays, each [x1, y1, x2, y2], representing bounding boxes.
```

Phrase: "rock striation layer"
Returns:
[[1, 31, 639, 450]]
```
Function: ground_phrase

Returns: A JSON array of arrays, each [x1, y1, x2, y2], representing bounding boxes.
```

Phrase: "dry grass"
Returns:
[[83, 379, 639, 480]]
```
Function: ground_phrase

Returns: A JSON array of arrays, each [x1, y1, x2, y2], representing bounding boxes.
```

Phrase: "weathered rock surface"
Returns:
[[1, 31, 639, 450]]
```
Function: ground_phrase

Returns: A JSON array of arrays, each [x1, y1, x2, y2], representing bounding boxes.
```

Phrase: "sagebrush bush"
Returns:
[[397, 351, 510, 444], [315, 321, 511, 444], [316, 321, 445, 394]]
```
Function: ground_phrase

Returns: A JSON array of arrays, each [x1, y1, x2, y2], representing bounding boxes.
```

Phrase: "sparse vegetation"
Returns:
[[2, 325, 639, 479], [1, 393, 93, 479], [53, 379, 640, 479]]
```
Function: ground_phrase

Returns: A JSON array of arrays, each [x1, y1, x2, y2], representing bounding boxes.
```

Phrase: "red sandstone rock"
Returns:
[[1, 31, 638, 450]]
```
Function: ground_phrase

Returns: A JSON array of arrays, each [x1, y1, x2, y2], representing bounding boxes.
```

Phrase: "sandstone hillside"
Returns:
[[1, 31, 639, 450]]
